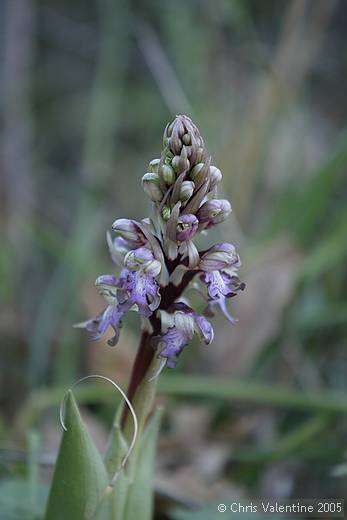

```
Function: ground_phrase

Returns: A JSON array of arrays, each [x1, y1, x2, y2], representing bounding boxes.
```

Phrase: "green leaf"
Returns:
[[44, 391, 111, 520], [124, 407, 162, 520]]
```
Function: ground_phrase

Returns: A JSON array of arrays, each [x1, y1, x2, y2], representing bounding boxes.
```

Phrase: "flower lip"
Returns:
[[75, 304, 123, 347], [117, 268, 161, 318], [156, 326, 188, 369], [201, 270, 245, 323]]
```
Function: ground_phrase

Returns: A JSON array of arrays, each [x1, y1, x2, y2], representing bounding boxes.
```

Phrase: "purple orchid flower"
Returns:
[[76, 304, 124, 347], [117, 268, 161, 318], [200, 270, 245, 323], [156, 302, 214, 368]]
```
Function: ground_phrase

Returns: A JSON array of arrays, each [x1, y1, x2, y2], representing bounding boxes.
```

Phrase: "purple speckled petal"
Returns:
[[200, 270, 234, 299], [117, 268, 161, 317], [157, 326, 189, 368], [81, 304, 123, 346], [207, 297, 237, 324], [200, 269, 245, 323], [194, 314, 214, 344]]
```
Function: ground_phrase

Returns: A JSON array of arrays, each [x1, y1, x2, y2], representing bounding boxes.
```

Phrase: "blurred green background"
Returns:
[[1, 0, 347, 518]]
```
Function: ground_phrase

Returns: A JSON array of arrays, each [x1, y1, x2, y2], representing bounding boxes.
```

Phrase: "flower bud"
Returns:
[[164, 150, 174, 164], [172, 155, 190, 173], [176, 214, 199, 242], [182, 133, 191, 145], [164, 115, 205, 164], [142, 172, 163, 202], [190, 162, 209, 186], [148, 158, 160, 173], [112, 219, 146, 244], [196, 147, 205, 163], [161, 164, 175, 185], [197, 199, 231, 226], [209, 165, 222, 189], [199, 242, 240, 271], [171, 156, 180, 172], [179, 181, 194, 202], [190, 162, 204, 180], [162, 205, 171, 221]]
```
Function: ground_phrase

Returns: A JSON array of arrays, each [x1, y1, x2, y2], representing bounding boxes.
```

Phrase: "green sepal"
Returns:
[[103, 414, 131, 520], [124, 407, 163, 520], [44, 391, 111, 520]]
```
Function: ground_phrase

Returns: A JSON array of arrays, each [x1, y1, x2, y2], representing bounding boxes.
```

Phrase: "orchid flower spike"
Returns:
[[77, 115, 244, 367]]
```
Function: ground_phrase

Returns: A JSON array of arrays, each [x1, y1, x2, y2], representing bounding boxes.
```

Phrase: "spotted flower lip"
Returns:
[[201, 269, 245, 299], [200, 270, 245, 322], [176, 214, 199, 242], [117, 268, 161, 318], [156, 326, 188, 369]]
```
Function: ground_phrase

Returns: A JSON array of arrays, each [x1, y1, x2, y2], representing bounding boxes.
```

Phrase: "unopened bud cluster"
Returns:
[[141, 115, 228, 229], [79, 115, 244, 368]]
